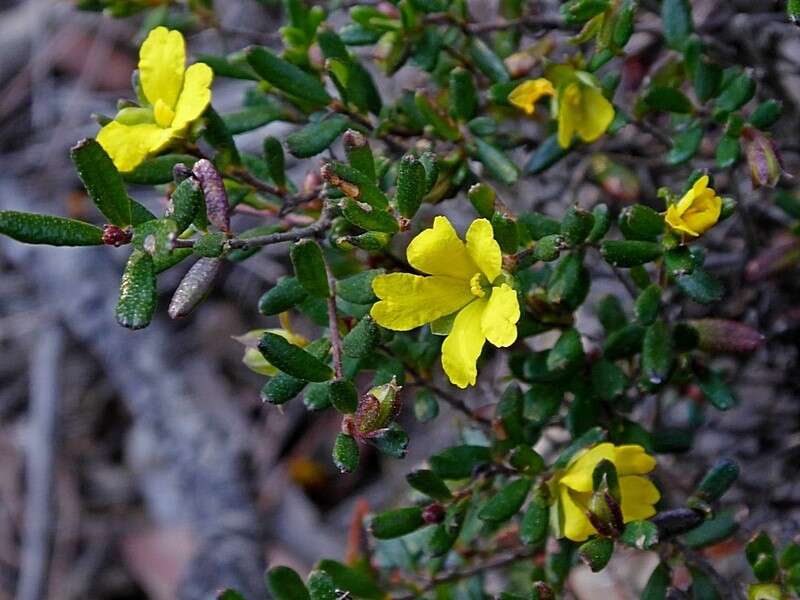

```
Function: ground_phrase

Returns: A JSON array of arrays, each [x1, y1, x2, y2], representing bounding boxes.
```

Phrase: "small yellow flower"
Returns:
[[233, 328, 309, 376], [664, 175, 722, 237], [551, 443, 659, 542], [370, 217, 520, 389], [509, 65, 614, 149], [97, 27, 213, 172]]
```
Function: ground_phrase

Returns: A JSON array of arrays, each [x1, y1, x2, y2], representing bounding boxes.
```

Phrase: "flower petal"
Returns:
[[481, 284, 519, 348], [465, 218, 502, 282], [557, 83, 580, 149], [171, 62, 214, 130], [371, 273, 473, 331], [508, 78, 555, 115], [665, 204, 699, 236], [559, 443, 615, 492], [441, 298, 488, 388], [575, 86, 614, 143], [139, 26, 185, 109], [406, 216, 478, 280], [561, 486, 596, 542], [97, 121, 173, 172], [614, 445, 657, 476], [620, 475, 660, 522]]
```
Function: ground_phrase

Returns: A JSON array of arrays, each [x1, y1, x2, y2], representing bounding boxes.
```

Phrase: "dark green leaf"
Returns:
[[290, 239, 330, 298], [116, 250, 157, 330], [266, 566, 310, 600], [332, 432, 359, 473], [369, 507, 425, 539], [246, 45, 331, 107], [70, 138, 131, 226], [0, 211, 103, 246], [286, 115, 349, 158], [258, 332, 333, 381], [430, 445, 491, 480], [478, 477, 532, 523]]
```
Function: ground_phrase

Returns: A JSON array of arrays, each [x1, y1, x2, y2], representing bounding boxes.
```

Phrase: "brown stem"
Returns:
[[324, 260, 344, 380]]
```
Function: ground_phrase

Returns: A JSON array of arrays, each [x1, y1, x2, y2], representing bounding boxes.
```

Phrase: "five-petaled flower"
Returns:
[[664, 175, 722, 237], [97, 27, 213, 172], [509, 64, 614, 149], [550, 443, 660, 542], [370, 217, 520, 389]]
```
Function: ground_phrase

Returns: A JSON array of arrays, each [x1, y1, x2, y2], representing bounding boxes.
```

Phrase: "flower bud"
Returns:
[[192, 158, 230, 234], [422, 502, 446, 524], [743, 126, 783, 188], [101, 224, 132, 246], [688, 319, 764, 354], [354, 378, 402, 436]]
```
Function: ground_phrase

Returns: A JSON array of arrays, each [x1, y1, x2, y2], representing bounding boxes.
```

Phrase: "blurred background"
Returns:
[[1, 1, 800, 599]]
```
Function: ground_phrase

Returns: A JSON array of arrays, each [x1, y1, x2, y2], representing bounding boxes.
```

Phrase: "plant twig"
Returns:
[[324, 260, 344, 380]]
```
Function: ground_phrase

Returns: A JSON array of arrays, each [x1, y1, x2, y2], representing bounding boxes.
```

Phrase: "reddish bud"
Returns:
[[422, 503, 446, 524], [745, 233, 800, 282], [192, 159, 230, 234], [688, 319, 765, 354], [101, 224, 132, 246], [743, 126, 784, 188]]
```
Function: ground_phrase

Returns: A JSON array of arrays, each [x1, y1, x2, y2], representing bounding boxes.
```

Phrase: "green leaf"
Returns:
[[368, 423, 409, 458], [261, 339, 330, 404], [332, 432, 359, 473], [525, 134, 569, 174], [604, 323, 645, 359], [467, 37, 510, 83], [116, 250, 157, 330], [343, 130, 376, 181], [681, 511, 739, 549], [716, 72, 756, 113], [430, 445, 491, 480], [341, 198, 399, 233], [749, 100, 782, 129], [676, 268, 723, 304], [547, 328, 584, 372], [643, 86, 693, 113], [123, 154, 196, 185], [661, 0, 693, 50], [562, 0, 611, 24], [197, 53, 257, 80], [337, 269, 382, 304], [520, 494, 549, 546], [166, 178, 203, 233], [341, 316, 380, 358], [634, 284, 661, 326], [590, 360, 627, 401], [473, 138, 518, 186], [369, 507, 425, 539], [478, 477, 532, 523], [578, 537, 613, 572], [307, 570, 337, 600], [259, 276, 308, 315], [406, 469, 452, 501], [449, 67, 478, 121], [601, 240, 662, 267], [323, 161, 389, 208], [666, 123, 703, 165], [70, 138, 131, 226], [395, 154, 427, 218], [286, 115, 349, 158], [560, 206, 595, 246], [547, 252, 590, 310], [619, 520, 659, 550], [222, 104, 284, 134], [642, 320, 674, 386], [216, 590, 246, 600], [0, 211, 103, 246], [266, 566, 310, 600], [263, 136, 286, 188], [641, 562, 670, 600], [329, 379, 358, 414], [746, 533, 778, 582], [413, 388, 439, 422], [688, 566, 721, 600], [690, 458, 739, 505], [316, 560, 383, 600], [290, 239, 330, 298], [246, 45, 331, 107], [414, 91, 460, 141], [258, 332, 333, 381], [693, 60, 722, 104]]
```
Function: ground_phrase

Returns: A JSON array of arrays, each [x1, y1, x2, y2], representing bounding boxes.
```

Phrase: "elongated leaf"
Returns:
[[246, 46, 331, 107], [71, 138, 131, 226], [116, 250, 157, 330], [258, 332, 333, 381], [0, 211, 103, 246]]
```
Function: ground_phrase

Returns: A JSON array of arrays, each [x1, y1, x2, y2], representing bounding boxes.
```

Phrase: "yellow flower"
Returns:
[[370, 217, 520, 389], [664, 175, 722, 237], [509, 66, 614, 149], [97, 27, 213, 172], [551, 443, 659, 542], [233, 328, 309, 376]]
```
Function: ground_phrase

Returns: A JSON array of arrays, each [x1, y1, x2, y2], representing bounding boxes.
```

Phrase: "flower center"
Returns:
[[153, 98, 175, 128], [470, 273, 491, 298]]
